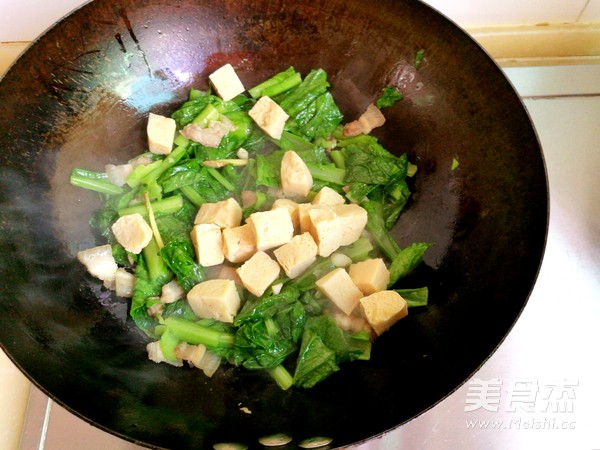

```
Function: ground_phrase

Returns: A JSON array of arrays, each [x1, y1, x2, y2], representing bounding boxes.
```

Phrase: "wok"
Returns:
[[0, 0, 547, 448]]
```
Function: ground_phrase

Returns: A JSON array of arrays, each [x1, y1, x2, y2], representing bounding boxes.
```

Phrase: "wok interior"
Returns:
[[0, 0, 547, 448]]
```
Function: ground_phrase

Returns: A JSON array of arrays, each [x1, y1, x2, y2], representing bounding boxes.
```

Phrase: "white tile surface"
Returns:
[[504, 65, 600, 96], [422, 0, 588, 26], [579, 0, 600, 21]]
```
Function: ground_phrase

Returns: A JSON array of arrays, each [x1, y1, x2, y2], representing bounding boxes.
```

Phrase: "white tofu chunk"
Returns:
[[297, 203, 313, 233], [349, 258, 390, 295], [274, 232, 318, 279], [187, 279, 241, 323], [271, 198, 300, 232], [307, 207, 342, 257], [222, 224, 256, 263], [248, 96, 289, 139], [111, 213, 153, 254], [311, 186, 345, 206], [147, 113, 176, 155], [280, 150, 313, 199], [115, 268, 135, 298], [160, 279, 186, 304], [190, 223, 224, 267], [246, 208, 294, 251], [237, 251, 281, 297], [194, 198, 242, 229], [359, 290, 408, 336], [208, 63, 246, 101], [331, 203, 368, 246], [315, 268, 363, 315], [77, 244, 118, 289]]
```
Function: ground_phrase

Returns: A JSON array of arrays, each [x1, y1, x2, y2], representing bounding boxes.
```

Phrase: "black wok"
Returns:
[[0, 0, 547, 448]]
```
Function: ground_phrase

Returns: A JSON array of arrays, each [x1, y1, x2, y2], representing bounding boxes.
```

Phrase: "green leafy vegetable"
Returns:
[[375, 87, 404, 109]]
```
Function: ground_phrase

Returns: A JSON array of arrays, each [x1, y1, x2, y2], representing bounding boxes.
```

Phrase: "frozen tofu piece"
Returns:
[[280, 150, 313, 199], [359, 290, 408, 336], [208, 63, 245, 101], [111, 213, 153, 254], [147, 112, 176, 155], [222, 224, 256, 263], [190, 223, 224, 267], [271, 198, 300, 232], [297, 203, 313, 233], [349, 258, 390, 295], [194, 198, 243, 229], [77, 244, 118, 288], [274, 232, 318, 279], [161, 279, 186, 304], [312, 186, 345, 206], [307, 207, 342, 257], [316, 268, 363, 315], [248, 96, 289, 140], [331, 203, 368, 246], [115, 268, 135, 298], [246, 208, 294, 251], [237, 251, 281, 297], [187, 279, 241, 323]]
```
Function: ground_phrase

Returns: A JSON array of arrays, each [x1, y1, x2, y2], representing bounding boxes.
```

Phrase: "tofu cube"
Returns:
[[246, 208, 294, 251], [307, 207, 342, 257], [271, 198, 300, 232], [331, 203, 368, 246], [194, 198, 242, 229], [359, 291, 408, 336], [190, 223, 224, 267], [222, 224, 256, 263], [316, 268, 363, 315], [274, 232, 318, 279], [111, 213, 153, 254], [237, 251, 281, 297], [187, 279, 241, 323], [311, 186, 345, 206], [77, 244, 118, 288], [297, 203, 313, 233], [280, 150, 313, 199], [349, 258, 390, 295], [248, 96, 289, 140], [147, 113, 176, 155], [208, 63, 246, 101]]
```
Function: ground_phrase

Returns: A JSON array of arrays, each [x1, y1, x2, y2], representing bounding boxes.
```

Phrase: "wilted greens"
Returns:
[[70, 65, 432, 390]]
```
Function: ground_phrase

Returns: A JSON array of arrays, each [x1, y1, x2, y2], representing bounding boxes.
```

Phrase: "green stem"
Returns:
[[143, 237, 172, 282], [118, 195, 183, 217], [262, 72, 302, 98], [206, 167, 235, 192], [70, 168, 123, 195], [267, 364, 294, 390], [305, 163, 346, 185], [179, 185, 205, 207], [164, 317, 235, 349]]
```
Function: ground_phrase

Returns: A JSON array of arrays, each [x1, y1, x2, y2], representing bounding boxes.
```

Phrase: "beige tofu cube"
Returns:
[[222, 224, 256, 263], [311, 186, 345, 206], [237, 251, 281, 297], [349, 258, 390, 295], [274, 232, 318, 279], [248, 96, 289, 140], [194, 198, 242, 229], [208, 63, 246, 101], [307, 207, 342, 257], [316, 268, 363, 315], [111, 213, 153, 254], [190, 223, 224, 267], [297, 203, 313, 233], [331, 203, 368, 246], [147, 113, 176, 155], [359, 290, 408, 336], [187, 279, 241, 323], [280, 150, 313, 199], [271, 198, 300, 232], [246, 208, 294, 251]]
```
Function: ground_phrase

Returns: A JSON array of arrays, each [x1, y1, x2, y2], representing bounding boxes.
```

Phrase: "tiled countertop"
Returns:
[[2, 40, 600, 450]]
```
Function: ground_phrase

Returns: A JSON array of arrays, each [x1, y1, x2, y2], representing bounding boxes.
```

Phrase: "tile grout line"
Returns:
[[37, 398, 53, 450], [576, 0, 592, 22]]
